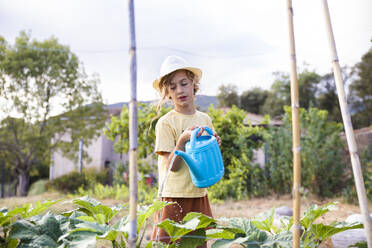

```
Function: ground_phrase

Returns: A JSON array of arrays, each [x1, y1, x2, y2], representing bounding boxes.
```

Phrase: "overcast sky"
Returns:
[[1, 0, 371, 105]]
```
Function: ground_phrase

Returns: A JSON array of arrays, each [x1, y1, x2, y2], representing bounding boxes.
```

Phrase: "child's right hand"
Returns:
[[178, 126, 204, 148]]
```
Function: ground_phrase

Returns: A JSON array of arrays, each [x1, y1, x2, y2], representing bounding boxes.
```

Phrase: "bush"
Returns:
[[46, 171, 88, 193], [264, 107, 346, 197], [342, 143, 372, 203], [46, 168, 110, 193], [28, 179, 48, 196]]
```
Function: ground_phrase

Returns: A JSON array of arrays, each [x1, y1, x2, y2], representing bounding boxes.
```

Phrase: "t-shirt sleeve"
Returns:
[[155, 119, 175, 154]]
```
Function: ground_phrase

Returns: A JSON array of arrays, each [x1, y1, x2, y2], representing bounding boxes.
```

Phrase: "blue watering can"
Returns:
[[174, 126, 224, 188]]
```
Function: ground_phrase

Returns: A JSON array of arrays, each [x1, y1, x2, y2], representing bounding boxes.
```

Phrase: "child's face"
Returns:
[[167, 70, 195, 110]]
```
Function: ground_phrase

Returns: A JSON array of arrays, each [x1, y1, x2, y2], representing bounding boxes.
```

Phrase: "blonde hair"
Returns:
[[149, 69, 200, 131]]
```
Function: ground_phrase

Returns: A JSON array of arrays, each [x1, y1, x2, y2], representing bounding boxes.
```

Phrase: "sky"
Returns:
[[1, 0, 371, 105]]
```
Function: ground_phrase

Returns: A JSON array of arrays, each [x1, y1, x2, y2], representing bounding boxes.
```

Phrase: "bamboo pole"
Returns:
[[321, 1, 372, 247], [128, 0, 138, 246], [286, 1, 302, 247]]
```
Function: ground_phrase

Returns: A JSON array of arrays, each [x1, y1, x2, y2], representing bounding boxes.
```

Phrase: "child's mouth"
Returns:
[[179, 96, 187, 101]]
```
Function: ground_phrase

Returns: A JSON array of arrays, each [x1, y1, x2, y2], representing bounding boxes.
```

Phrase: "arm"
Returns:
[[160, 126, 204, 172]]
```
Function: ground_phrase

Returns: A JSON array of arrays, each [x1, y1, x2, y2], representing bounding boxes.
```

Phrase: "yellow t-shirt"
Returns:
[[155, 109, 214, 198]]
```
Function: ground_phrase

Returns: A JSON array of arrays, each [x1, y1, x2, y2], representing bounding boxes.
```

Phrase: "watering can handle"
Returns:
[[190, 126, 214, 148]]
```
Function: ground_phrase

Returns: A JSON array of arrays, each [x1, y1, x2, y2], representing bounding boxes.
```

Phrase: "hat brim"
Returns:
[[153, 67, 202, 92]]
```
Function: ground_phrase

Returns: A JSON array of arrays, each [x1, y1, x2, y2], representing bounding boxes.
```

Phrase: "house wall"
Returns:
[[52, 131, 127, 179]]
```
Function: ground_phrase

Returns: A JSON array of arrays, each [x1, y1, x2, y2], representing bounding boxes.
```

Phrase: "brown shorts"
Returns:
[[151, 195, 212, 247]]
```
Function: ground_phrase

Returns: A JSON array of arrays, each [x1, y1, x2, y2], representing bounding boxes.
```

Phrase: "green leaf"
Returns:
[[7, 238, 19, 248], [157, 217, 200, 242], [182, 212, 216, 229], [92, 204, 118, 223], [61, 231, 97, 248], [77, 216, 96, 223], [262, 231, 293, 247], [310, 222, 363, 241], [206, 229, 235, 239], [24, 200, 61, 218], [9, 220, 39, 240], [73, 196, 100, 216], [94, 213, 106, 225], [212, 237, 250, 248], [71, 222, 109, 235], [301, 202, 338, 229], [97, 229, 118, 241], [178, 228, 206, 248], [251, 208, 275, 233], [137, 200, 174, 233], [349, 241, 368, 248], [35, 212, 63, 242], [24, 234, 59, 247]]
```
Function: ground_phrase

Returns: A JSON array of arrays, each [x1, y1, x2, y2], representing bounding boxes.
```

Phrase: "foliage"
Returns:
[[262, 69, 321, 118], [46, 168, 109, 193], [207, 106, 267, 201], [0, 200, 60, 247], [0, 31, 106, 196], [104, 103, 171, 160], [1, 198, 364, 248], [27, 179, 48, 196], [217, 84, 240, 108], [240, 87, 269, 114], [73, 176, 157, 205], [264, 107, 346, 197], [349, 46, 372, 128], [342, 143, 372, 203]]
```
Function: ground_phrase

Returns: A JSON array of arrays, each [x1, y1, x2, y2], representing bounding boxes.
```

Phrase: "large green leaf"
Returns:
[[72, 196, 100, 217], [178, 228, 206, 248], [182, 212, 216, 229], [24, 200, 61, 218], [300, 202, 338, 229], [137, 200, 174, 233], [157, 217, 200, 242], [60, 231, 97, 248], [251, 208, 275, 233], [309, 222, 363, 241], [36, 212, 63, 242], [9, 220, 39, 240], [212, 236, 250, 248], [70, 222, 109, 235], [261, 231, 292, 247]]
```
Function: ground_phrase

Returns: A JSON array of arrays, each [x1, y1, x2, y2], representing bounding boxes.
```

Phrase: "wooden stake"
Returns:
[[286, 1, 302, 247], [321, 1, 372, 247], [128, 0, 138, 246]]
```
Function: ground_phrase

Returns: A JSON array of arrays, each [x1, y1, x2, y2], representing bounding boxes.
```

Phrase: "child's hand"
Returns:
[[213, 131, 221, 146]]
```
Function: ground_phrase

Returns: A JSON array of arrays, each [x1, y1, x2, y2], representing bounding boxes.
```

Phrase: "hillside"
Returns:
[[106, 95, 218, 111]]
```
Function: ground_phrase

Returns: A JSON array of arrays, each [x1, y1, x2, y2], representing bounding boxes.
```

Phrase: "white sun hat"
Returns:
[[152, 55, 202, 92]]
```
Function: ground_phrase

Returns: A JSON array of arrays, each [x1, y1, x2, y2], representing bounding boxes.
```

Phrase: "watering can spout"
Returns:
[[174, 150, 202, 178]]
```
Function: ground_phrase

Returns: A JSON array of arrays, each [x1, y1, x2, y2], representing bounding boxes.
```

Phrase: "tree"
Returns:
[[315, 66, 352, 123], [349, 46, 372, 128], [261, 72, 290, 117], [261, 68, 321, 118], [240, 87, 268, 114], [0, 32, 105, 196], [217, 84, 239, 108]]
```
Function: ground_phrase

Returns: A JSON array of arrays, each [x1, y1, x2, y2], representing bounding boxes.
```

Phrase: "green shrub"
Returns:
[[75, 183, 129, 200], [46, 171, 87, 193], [342, 143, 372, 203], [264, 107, 346, 198], [46, 168, 109, 193], [27, 179, 48, 196]]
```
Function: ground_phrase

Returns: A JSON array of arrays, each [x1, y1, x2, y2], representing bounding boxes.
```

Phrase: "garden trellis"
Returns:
[[126, 1, 372, 248]]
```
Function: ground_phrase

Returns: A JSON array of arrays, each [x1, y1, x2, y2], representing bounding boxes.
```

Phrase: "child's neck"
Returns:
[[174, 104, 196, 115]]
